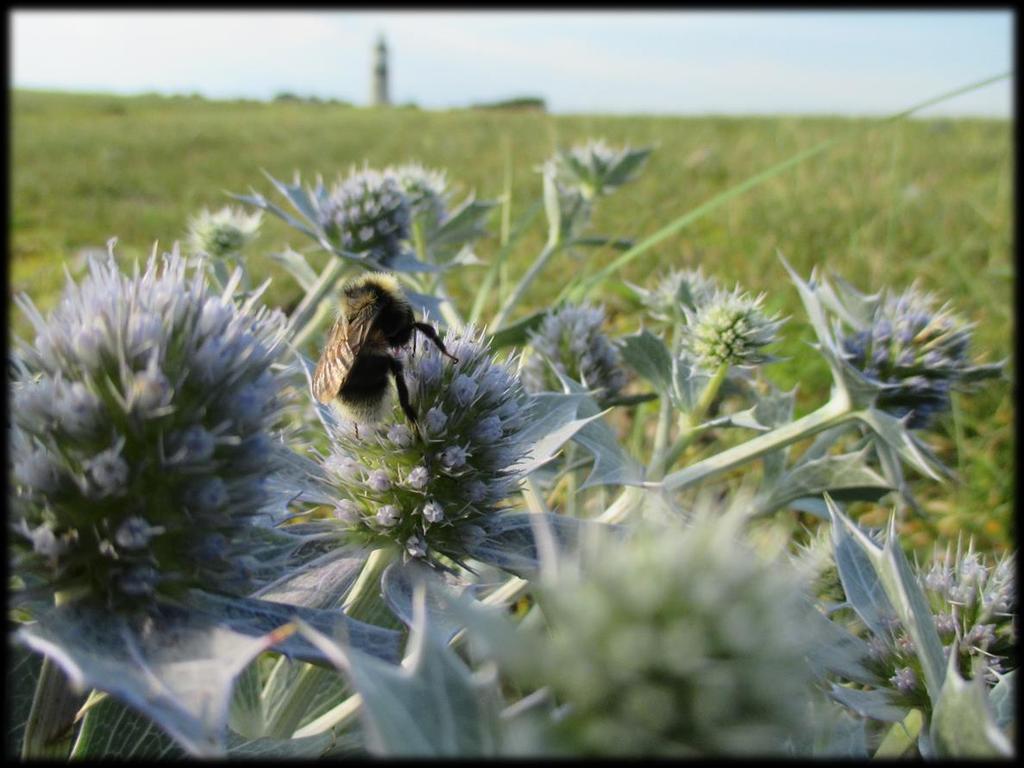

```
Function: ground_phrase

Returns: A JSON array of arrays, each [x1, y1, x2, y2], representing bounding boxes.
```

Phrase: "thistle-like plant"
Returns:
[[684, 286, 784, 370], [9, 245, 295, 607], [519, 509, 820, 756], [186, 206, 262, 259], [390, 162, 450, 227], [521, 303, 627, 405], [630, 266, 721, 326], [836, 285, 999, 429], [313, 326, 531, 568], [550, 139, 652, 201], [922, 542, 1015, 680], [320, 166, 412, 266]]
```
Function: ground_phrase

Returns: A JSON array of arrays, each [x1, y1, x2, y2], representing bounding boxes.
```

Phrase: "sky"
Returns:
[[11, 10, 1014, 117]]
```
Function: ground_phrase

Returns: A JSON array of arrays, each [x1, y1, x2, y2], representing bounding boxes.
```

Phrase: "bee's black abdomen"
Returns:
[[336, 353, 393, 421]]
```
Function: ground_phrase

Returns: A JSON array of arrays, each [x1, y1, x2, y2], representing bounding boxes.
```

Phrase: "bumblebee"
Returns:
[[311, 272, 456, 431]]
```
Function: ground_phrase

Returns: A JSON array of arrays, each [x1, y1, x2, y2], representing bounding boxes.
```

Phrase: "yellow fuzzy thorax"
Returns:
[[344, 271, 401, 295]]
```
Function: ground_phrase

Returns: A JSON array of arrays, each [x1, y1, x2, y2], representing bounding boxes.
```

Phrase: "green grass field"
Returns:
[[10, 88, 1013, 550]]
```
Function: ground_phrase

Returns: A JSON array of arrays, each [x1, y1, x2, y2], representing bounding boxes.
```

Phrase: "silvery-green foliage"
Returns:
[[843, 538, 1016, 711], [522, 511, 820, 756], [539, 140, 650, 246], [684, 286, 784, 369], [520, 303, 627, 406], [9, 245, 295, 606], [629, 266, 720, 325], [320, 166, 412, 266], [551, 139, 652, 201], [836, 284, 999, 429], [187, 206, 262, 259], [390, 163, 449, 226], [314, 327, 531, 567], [824, 499, 1015, 752]]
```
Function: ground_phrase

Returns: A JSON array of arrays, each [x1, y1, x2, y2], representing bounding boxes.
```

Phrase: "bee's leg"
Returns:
[[389, 357, 422, 439], [412, 322, 458, 363]]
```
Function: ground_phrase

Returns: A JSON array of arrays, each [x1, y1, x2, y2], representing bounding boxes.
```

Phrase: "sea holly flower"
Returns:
[[521, 303, 628, 406], [685, 287, 784, 370], [823, 535, 1015, 718], [837, 285, 1000, 429], [522, 511, 819, 756], [9, 244, 296, 607], [389, 162, 450, 226], [920, 541, 1016, 681], [551, 139, 652, 201], [629, 267, 721, 326], [317, 327, 531, 566], [320, 166, 412, 266], [186, 206, 262, 259]]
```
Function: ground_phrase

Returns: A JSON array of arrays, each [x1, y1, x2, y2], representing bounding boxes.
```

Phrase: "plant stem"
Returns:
[[491, 240, 561, 331], [287, 256, 345, 343], [341, 547, 395, 622], [656, 364, 728, 477], [22, 657, 83, 759], [22, 591, 85, 759], [289, 298, 333, 353], [264, 547, 395, 739], [659, 394, 853, 492], [648, 393, 674, 478]]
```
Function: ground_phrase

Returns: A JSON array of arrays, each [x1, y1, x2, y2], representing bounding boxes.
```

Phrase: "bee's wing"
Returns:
[[310, 304, 381, 404]]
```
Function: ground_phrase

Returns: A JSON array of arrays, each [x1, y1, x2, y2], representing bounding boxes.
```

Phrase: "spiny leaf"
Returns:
[[930, 652, 1012, 757]]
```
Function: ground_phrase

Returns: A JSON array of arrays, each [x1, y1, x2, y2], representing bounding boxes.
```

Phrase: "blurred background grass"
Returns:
[[10, 89, 1013, 551]]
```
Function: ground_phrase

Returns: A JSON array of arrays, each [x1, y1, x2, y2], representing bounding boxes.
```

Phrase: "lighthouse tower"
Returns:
[[372, 35, 390, 107]]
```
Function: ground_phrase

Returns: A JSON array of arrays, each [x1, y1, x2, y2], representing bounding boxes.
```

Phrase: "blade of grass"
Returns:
[[468, 199, 543, 328], [559, 71, 1011, 304]]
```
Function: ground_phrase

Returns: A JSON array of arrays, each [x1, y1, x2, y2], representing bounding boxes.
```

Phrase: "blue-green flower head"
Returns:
[[389, 163, 450, 226], [521, 303, 627, 406], [838, 286, 996, 429], [553, 139, 652, 200], [631, 267, 721, 325], [316, 327, 531, 566], [320, 166, 412, 266], [920, 541, 1015, 683], [9, 244, 296, 608], [186, 206, 262, 259], [529, 512, 818, 756], [685, 287, 784, 369]]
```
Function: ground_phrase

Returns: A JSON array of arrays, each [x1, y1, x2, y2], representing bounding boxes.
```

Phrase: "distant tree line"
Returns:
[[470, 96, 547, 112], [273, 92, 354, 107]]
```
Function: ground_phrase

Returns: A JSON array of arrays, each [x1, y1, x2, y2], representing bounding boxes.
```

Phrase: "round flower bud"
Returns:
[[320, 167, 411, 266], [685, 287, 783, 370], [551, 139, 648, 200], [522, 303, 627, 406], [186, 206, 262, 259], [387, 423, 414, 448], [367, 469, 392, 492], [406, 465, 429, 490], [424, 406, 448, 435], [9, 246, 295, 610], [422, 501, 444, 524], [632, 267, 720, 325], [376, 505, 401, 528], [389, 163, 449, 226]]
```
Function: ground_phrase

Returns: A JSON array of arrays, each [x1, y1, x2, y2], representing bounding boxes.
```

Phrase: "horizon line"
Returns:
[[12, 85, 1013, 121]]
